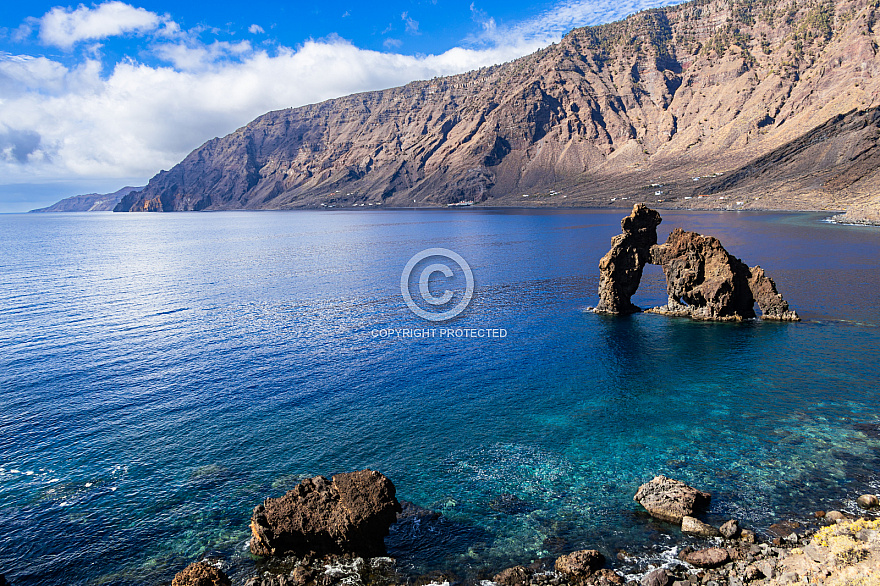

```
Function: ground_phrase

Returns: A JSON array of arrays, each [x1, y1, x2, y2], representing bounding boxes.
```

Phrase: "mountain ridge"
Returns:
[[116, 0, 880, 213], [32, 186, 145, 213]]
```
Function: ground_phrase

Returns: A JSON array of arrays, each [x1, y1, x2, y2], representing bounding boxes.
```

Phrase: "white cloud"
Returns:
[[0, 37, 540, 184], [248, 24, 265, 34], [1, 0, 689, 196], [154, 40, 253, 71], [468, 0, 686, 47], [402, 12, 420, 35], [39, 1, 170, 48]]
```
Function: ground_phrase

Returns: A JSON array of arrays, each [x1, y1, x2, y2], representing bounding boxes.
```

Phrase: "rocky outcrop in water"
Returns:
[[595, 206, 799, 321], [595, 204, 662, 315], [171, 562, 231, 586], [554, 549, 606, 582], [249, 470, 402, 558], [633, 475, 711, 524]]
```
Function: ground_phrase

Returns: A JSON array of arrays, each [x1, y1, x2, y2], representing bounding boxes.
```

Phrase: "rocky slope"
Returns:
[[116, 0, 880, 213], [32, 186, 144, 212]]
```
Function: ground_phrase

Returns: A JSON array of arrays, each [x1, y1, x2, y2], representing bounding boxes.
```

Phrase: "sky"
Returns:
[[0, 0, 686, 212]]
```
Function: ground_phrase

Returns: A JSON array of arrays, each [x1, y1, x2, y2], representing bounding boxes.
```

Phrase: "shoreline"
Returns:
[[169, 473, 880, 586]]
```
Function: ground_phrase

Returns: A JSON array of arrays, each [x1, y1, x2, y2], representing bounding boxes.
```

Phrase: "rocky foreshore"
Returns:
[[156, 472, 880, 586], [827, 207, 880, 227]]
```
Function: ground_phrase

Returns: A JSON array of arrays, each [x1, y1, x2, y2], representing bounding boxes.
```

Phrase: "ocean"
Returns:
[[0, 208, 878, 585]]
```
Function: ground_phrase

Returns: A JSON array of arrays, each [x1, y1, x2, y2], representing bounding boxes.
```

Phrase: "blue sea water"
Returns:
[[0, 209, 878, 585]]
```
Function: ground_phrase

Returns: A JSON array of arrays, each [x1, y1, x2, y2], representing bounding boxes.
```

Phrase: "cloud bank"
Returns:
[[1, 0, 685, 193]]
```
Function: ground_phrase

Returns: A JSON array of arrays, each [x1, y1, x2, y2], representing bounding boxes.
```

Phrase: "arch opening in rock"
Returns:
[[592, 205, 799, 322]]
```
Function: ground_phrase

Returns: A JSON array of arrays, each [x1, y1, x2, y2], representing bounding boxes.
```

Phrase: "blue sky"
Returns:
[[0, 0, 685, 211]]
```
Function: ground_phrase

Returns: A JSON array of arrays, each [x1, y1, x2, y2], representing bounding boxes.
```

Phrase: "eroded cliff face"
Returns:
[[117, 0, 880, 212]]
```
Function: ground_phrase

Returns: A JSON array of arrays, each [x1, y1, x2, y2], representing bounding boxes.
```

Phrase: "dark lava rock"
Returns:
[[493, 565, 533, 586], [640, 568, 671, 586], [679, 547, 730, 568], [767, 521, 801, 539], [490, 493, 537, 515], [171, 562, 231, 586], [397, 501, 441, 522], [555, 549, 606, 582], [249, 470, 402, 557], [648, 229, 798, 321], [595, 204, 662, 315], [747, 266, 800, 321], [595, 208, 797, 322], [633, 476, 711, 524], [592, 569, 626, 585]]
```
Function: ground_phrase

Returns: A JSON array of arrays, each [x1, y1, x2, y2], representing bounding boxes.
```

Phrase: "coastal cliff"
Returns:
[[31, 186, 144, 213], [116, 0, 880, 213]]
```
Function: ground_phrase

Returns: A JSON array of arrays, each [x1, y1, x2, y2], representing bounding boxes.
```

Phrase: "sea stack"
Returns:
[[595, 205, 799, 321]]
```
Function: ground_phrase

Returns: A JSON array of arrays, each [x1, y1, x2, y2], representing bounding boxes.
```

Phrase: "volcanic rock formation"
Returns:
[[249, 470, 402, 558], [595, 205, 799, 321], [595, 204, 663, 315], [633, 475, 711, 524], [171, 562, 231, 586]]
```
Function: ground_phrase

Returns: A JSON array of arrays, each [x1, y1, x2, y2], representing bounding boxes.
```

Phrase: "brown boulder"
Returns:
[[555, 549, 606, 581], [493, 565, 533, 586], [679, 547, 730, 568], [857, 494, 879, 509], [592, 569, 626, 585], [249, 470, 402, 557], [681, 516, 721, 537], [640, 568, 671, 586], [633, 476, 711, 524], [171, 562, 231, 586], [719, 519, 739, 539], [594, 204, 662, 315]]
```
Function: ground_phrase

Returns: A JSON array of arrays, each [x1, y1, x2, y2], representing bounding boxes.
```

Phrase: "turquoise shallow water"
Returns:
[[0, 209, 878, 585]]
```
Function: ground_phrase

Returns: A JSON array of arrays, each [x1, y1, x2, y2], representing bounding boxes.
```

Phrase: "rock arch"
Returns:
[[594, 205, 799, 322]]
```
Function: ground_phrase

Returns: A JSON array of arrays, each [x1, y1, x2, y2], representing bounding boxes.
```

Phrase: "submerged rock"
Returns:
[[595, 207, 798, 321], [171, 562, 231, 586], [595, 204, 663, 315], [249, 470, 402, 557], [633, 476, 711, 524], [489, 493, 537, 514]]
